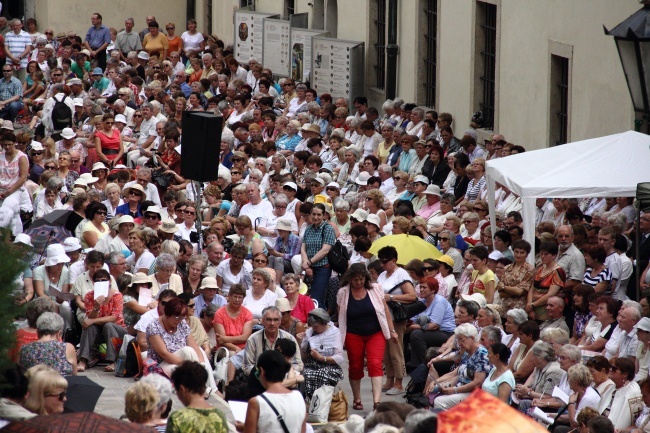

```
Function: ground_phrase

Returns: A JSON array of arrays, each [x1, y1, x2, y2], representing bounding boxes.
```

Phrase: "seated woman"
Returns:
[[426, 323, 491, 410], [19, 312, 76, 376], [23, 365, 68, 416], [281, 273, 314, 323], [513, 341, 565, 414], [585, 356, 616, 415], [216, 244, 252, 295], [123, 381, 168, 431], [122, 273, 155, 335], [509, 321, 540, 386], [149, 253, 183, 295], [550, 364, 600, 433], [146, 298, 215, 387], [300, 309, 344, 398], [11, 297, 56, 362], [242, 350, 306, 433], [168, 361, 229, 433], [578, 296, 620, 353], [482, 342, 515, 403], [277, 298, 306, 347], [213, 284, 253, 354], [234, 215, 267, 260], [243, 269, 278, 327]]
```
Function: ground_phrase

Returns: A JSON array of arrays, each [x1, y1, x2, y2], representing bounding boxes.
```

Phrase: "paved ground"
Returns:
[[84, 353, 411, 421]]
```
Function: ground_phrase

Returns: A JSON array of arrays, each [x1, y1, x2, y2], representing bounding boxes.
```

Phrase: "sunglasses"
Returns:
[[439, 237, 450, 241], [153, 67, 161, 70], [104, 121, 114, 125], [71, 159, 80, 163], [166, 27, 174, 30], [183, 210, 196, 215], [188, 303, 195, 308], [253, 259, 268, 264], [423, 266, 435, 271], [145, 214, 159, 220], [45, 165, 57, 169], [32, 151, 43, 155], [133, 114, 143, 118], [46, 391, 67, 401], [129, 191, 142, 196], [231, 171, 241, 175]]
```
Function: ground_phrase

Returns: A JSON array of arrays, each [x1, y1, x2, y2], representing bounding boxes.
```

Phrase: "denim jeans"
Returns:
[[310, 266, 332, 307], [0, 101, 24, 121]]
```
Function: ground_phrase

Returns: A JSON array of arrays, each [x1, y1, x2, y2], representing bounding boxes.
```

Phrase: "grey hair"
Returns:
[[318, 424, 344, 433], [345, 148, 360, 160], [114, 99, 125, 108], [559, 344, 582, 363], [382, 99, 393, 110], [540, 328, 570, 346], [221, 132, 235, 147], [139, 373, 174, 411], [155, 253, 177, 271], [531, 340, 556, 363], [274, 193, 288, 206], [412, 107, 424, 118], [141, 102, 153, 111], [567, 364, 593, 388], [622, 300, 643, 318], [404, 411, 437, 433], [506, 308, 528, 325], [441, 193, 456, 204], [378, 164, 392, 174], [333, 198, 350, 211], [240, 111, 254, 123], [217, 165, 231, 183], [296, 84, 308, 92], [138, 167, 152, 177], [106, 251, 125, 265], [463, 129, 478, 141], [454, 322, 478, 339], [307, 101, 320, 112], [252, 268, 272, 286], [481, 326, 502, 345], [160, 240, 180, 259], [262, 306, 281, 317], [346, 117, 360, 128], [26, 297, 56, 328], [381, 123, 395, 132], [255, 157, 270, 171], [202, 53, 213, 61], [248, 168, 263, 180], [392, 98, 404, 109], [125, 17, 135, 24], [440, 230, 457, 248], [36, 312, 65, 336], [46, 176, 65, 190], [150, 100, 162, 111]]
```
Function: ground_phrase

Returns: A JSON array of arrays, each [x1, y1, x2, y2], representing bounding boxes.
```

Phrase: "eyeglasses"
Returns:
[[153, 67, 161, 70], [45, 165, 57, 169], [423, 266, 435, 271], [129, 191, 142, 196], [46, 391, 67, 401], [254, 259, 268, 265], [96, 211, 107, 215], [231, 171, 241, 175], [45, 32, 54, 35], [104, 121, 114, 125], [145, 214, 159, 220], [32, 151, 43, 155], [183, 210, 196, 215], [2, 70, 12, 73], [275, 205, 287, 209], [71, 159, 80, 163], [439, 237, 450, 241], [474, 207, 486, 212], [172, 315, 187, 320], [166, 27, 174, 30]]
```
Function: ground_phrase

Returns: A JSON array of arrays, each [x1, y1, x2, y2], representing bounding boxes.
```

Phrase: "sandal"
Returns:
[[352, 400, 363, 410], [373, 402, 381, 410], [104, 363, 116, 373]]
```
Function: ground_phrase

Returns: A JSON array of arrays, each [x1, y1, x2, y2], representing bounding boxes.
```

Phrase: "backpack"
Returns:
[[51, 95, 73, 132], [327, 239, 350, 275], [404, 363, 429, 408], [115, 335, 143, 378]]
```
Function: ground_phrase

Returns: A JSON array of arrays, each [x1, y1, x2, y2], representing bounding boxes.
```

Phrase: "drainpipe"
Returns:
[[385, 0, 399, 100]]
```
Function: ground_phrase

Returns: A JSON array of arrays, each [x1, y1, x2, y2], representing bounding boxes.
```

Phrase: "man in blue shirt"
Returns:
[[0, 66, 23, 121], [83, 12, 111, 70]]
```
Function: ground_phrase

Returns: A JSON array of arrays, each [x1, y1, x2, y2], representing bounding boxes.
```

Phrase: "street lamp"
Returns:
[[605, 1, 650, 121]]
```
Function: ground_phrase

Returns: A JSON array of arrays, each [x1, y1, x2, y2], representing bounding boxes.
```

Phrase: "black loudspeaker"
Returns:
[[180, 112, 223, 182]]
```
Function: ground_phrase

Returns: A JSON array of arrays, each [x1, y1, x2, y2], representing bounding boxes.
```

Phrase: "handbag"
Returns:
[[328, 388, 348, 422], [387, 281, 426, 322], [307, 385, 334, 423], [151, 167, 175, 189], [213, 347, 230, 389]]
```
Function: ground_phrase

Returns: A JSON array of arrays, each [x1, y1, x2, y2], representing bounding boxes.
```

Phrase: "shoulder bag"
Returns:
[[387, 281, 426, 322], [260, 393, 291, 433]]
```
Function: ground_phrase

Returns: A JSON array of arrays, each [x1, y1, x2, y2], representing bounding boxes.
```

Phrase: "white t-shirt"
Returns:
[[377, 267, 413, 295], [126, 250, 155, 274], [216, 258, 253, 295], [243, 289, 279, 319], [240, 199, 274, 228], [180, 31, 204, 52], [134, 308, 160, 333]]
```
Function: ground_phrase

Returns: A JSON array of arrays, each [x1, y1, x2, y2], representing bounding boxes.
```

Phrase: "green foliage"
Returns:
[[0, 233, 30, 374]]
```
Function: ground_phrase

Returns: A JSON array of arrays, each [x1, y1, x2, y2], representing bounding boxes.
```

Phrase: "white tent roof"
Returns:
[[485, 130, 650, 199]]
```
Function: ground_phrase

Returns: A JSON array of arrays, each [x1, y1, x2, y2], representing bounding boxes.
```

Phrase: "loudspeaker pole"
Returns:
[[192, 181, 205, 254]]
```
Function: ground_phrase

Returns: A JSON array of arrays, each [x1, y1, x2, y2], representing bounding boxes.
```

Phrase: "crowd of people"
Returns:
[[0, 10, 648, 433]]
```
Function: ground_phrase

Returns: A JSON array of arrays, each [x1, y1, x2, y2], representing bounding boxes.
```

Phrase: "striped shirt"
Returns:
[[583, 267, 612, 295], [5, 30, 32, 69]]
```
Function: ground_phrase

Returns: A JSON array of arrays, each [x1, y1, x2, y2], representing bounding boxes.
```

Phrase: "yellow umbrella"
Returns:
[[368, 234, 442, 265]]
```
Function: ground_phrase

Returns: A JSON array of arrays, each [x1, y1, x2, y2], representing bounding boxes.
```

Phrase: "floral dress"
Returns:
[[499, 262, 535, 311], [532, 266, 566, 320], [19, 341, 72, 376]]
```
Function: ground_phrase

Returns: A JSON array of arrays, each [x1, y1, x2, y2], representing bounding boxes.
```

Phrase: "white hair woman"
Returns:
[[427, 323, 491, 410], [514, 341, 564, 414]]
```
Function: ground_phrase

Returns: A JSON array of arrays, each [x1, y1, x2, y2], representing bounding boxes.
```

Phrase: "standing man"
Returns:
[[555, 225, 586, 294], [599, 226, 622, 298], [115, 18, 142, 61], [83, 13, 111, 71], [4, 19, 32, 81], [0, 65, 23, 121]]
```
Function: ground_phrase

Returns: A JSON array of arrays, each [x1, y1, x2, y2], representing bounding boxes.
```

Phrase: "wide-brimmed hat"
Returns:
[[276, 298, 292, 313], [1, 120, 14, 131], [30, 141, 44, 151], [91, 162, 108, 172], [326, 182, 340, 190], [60, 126, 75, 139], [45, 244, 71, 266], [365, 214, 381, 228], [301, 123, 321, 135], [413, 175, 429, 185], [199, 277, 220, 290], [137, 51, 149, 60], [275, 219, 293, 232], [311, 177, 325, 186], [350, 208, 368, 222], [67, 78, 82, 86], [423, 184, 441, 197], [116, 215, 135, 226], [91, 67, 103, 76], [79, 173, 99, 184], [72, 98, 84, 107], [13, 233, 33, 247], [127, 183, 146, 195], [144, 205, 162, 218], [282, 181, 298, 191], [160, 219, 179, 234], [62, 237, 82, 252], [129, 272, 152, 287], [635, 317, 650, 332], [355, 172, 371, 186], [460, 293, 487, 309], [73, 178, 87, 188], [114, 114, 127, 124]]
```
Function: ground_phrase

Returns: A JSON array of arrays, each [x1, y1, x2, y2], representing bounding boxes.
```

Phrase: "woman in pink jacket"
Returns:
[[337, 263, 397, 411]]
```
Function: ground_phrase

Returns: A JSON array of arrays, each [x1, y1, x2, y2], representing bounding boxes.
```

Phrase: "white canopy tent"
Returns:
[[485, 130, 650, 263]]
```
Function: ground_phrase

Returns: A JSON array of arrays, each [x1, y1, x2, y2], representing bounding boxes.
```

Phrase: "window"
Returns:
[[285, 0, 296, 18], [423, 0, 438, 107], [206, 0, 213, 35], [475, 1, 497, 130], [239, 0, 254, 8], [550, 54, 570, 146], [373, 0, 387, 90]]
